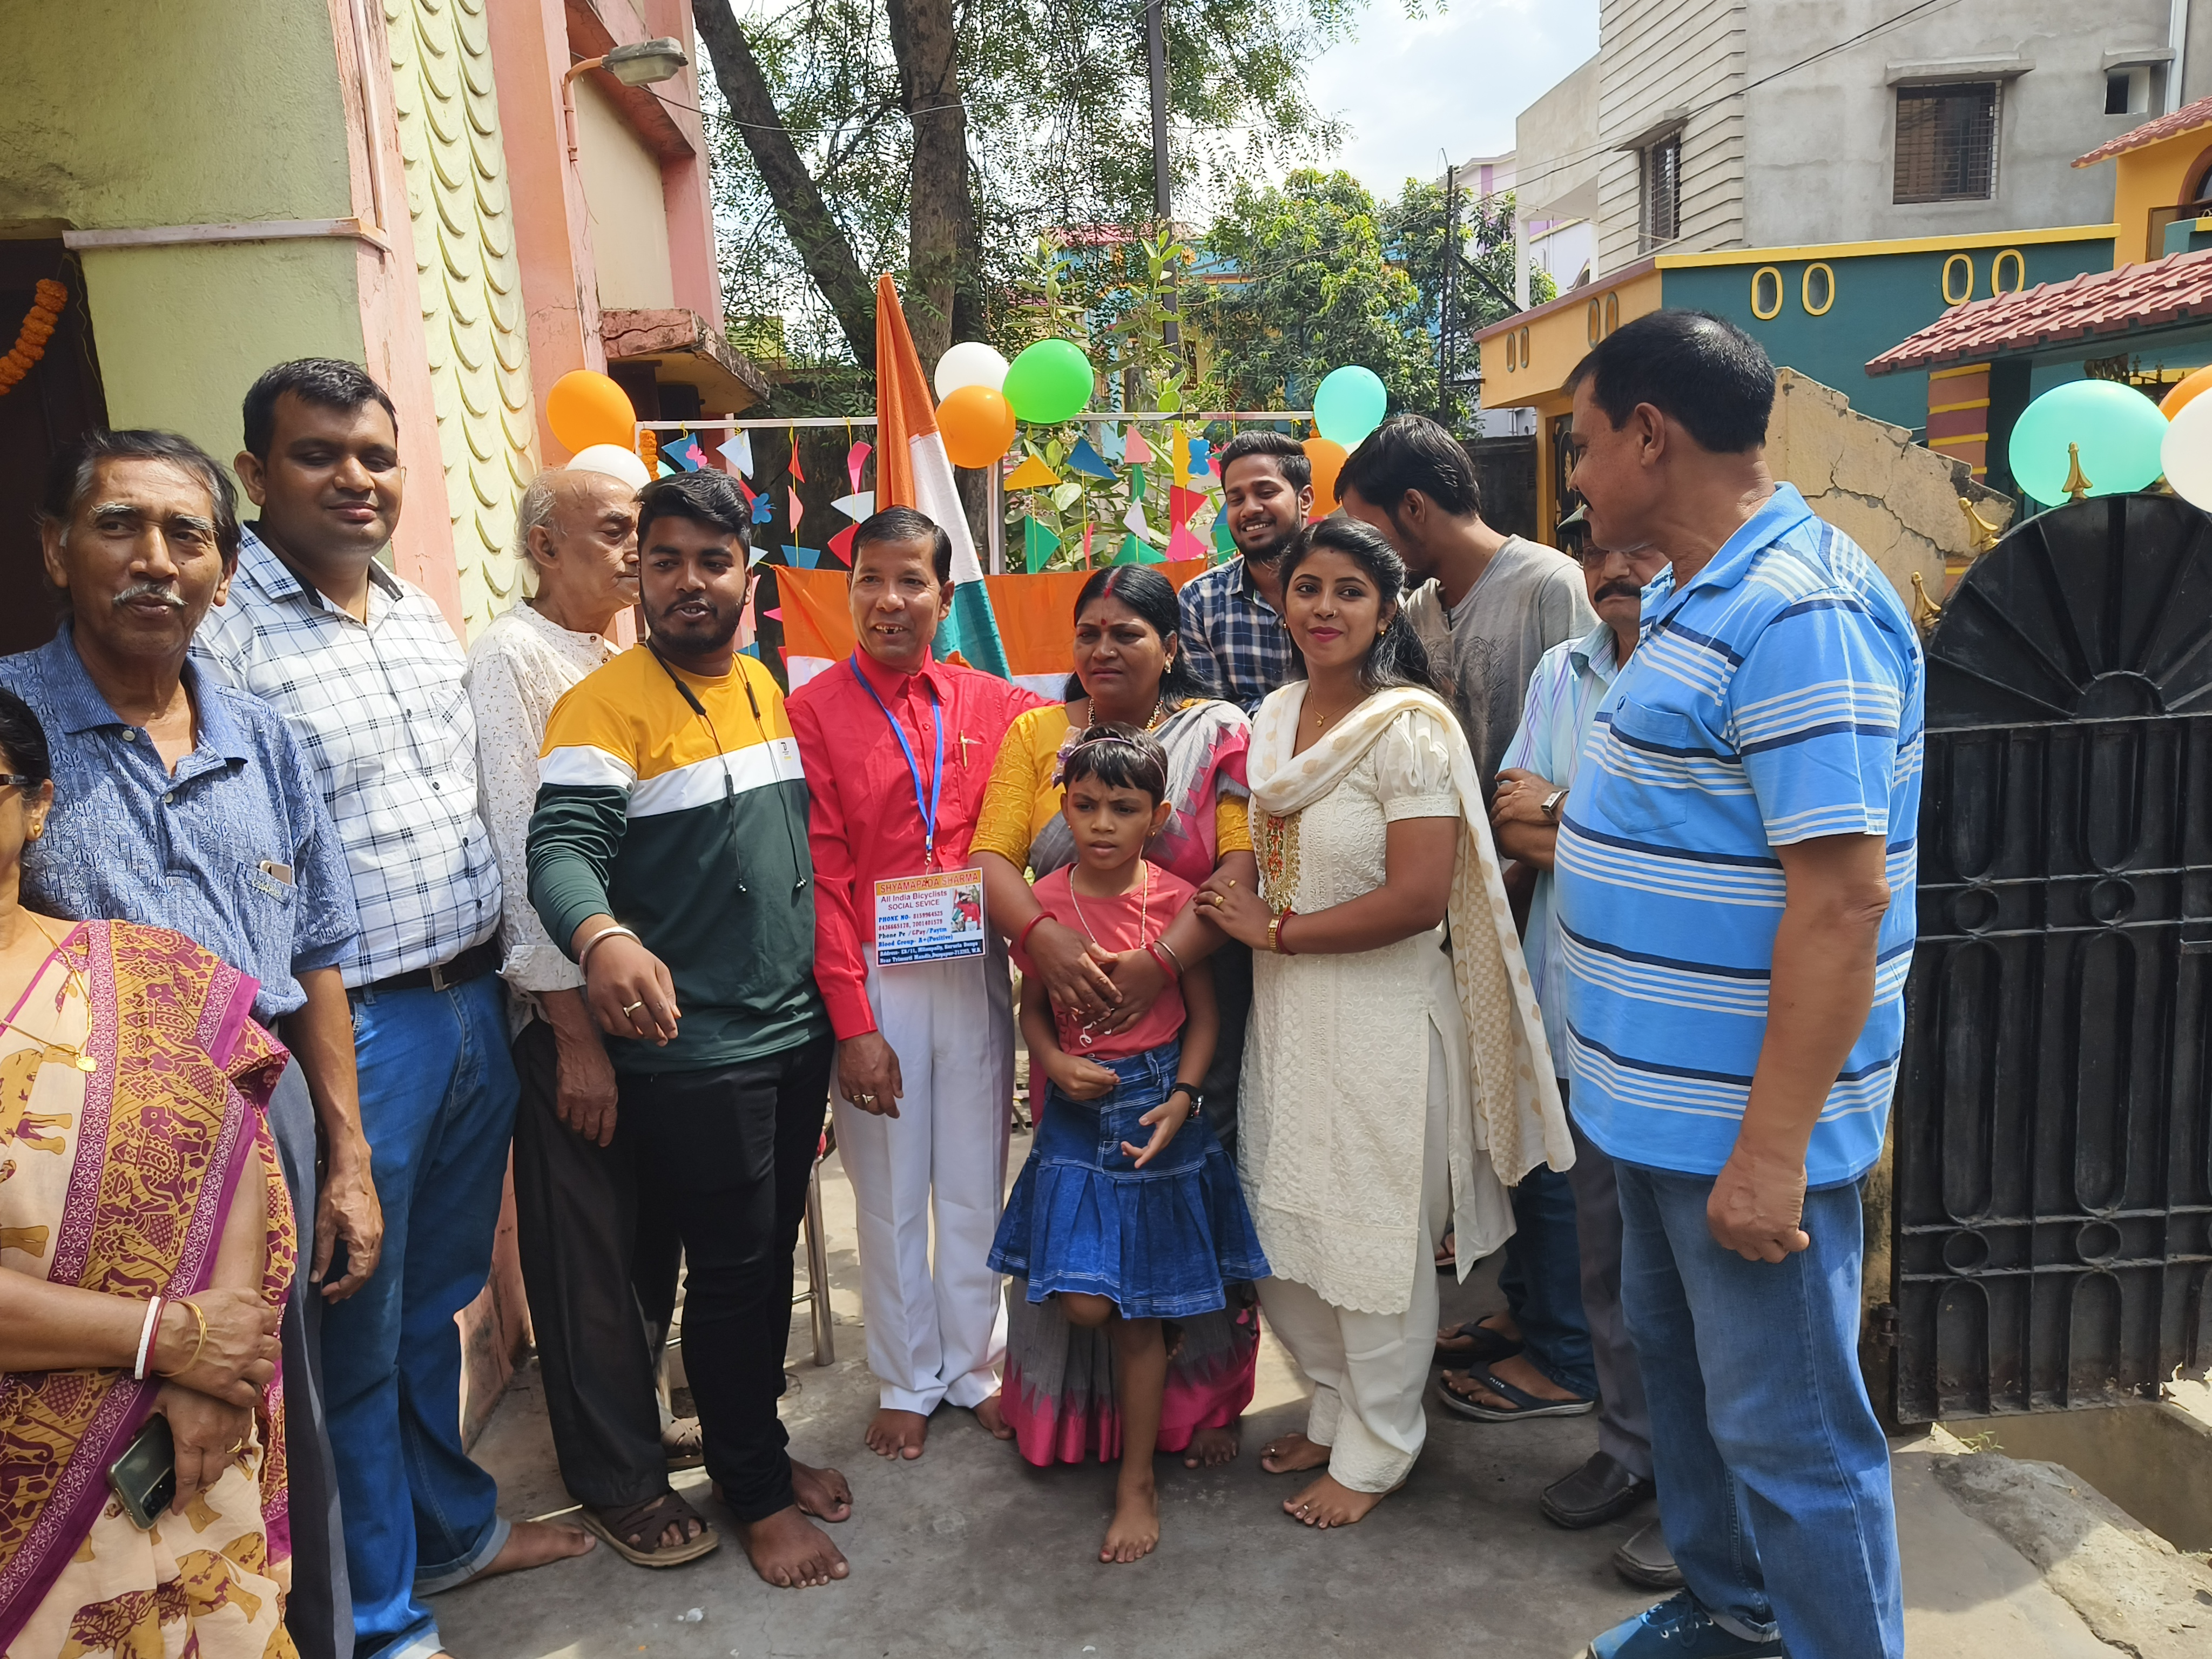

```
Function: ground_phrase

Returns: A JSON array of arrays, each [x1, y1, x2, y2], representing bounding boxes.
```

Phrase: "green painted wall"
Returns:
[[0, 2, 364, 468], [1660, 238, 2114, 433]]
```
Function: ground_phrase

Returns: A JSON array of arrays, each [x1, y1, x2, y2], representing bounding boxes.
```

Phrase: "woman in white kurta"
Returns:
[[1198, 518, 1572, 1529]]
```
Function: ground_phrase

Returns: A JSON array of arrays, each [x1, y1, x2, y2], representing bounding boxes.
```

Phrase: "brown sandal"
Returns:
[[577, 1491, 720, 1568]]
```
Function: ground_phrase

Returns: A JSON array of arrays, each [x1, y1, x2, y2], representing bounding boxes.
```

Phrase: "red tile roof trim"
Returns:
[[2074, 95, 2212, 166], [1865, 249, 2212, 374]]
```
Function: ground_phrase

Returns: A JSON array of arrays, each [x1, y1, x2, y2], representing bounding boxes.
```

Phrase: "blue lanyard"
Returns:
[[849, 655, 945, 869]]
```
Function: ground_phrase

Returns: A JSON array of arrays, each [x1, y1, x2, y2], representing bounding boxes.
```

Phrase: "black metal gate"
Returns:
[[1892, 493, 2212, 1423]]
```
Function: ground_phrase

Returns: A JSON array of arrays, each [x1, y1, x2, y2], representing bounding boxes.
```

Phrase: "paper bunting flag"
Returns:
[[1170, 428, 1191, 481], [1137, 538, 1166, 565], [1130, 464, 1147, 502], [733, 473, 757, 508], [763, 607, 784, 622], [1022, 517, 1062, 572], [665, 435, 704, 472], [781, 544, 822, 570], [1166, 522, 1208, 563], [1123, 425, 1155, 465], [1122, 499, 1155, 541], [750, 491, 774, 524], [788, 488, 805, 532], [1212, 511, 1236, 555], [787, 442, 805, 482], [832, 491, 875, 522], [1111, 534, 1142, 566], [1100, 423, 1127, 463], [739, 642, 761, 659], [1169, 484, 1203, 528], [1081, 524, 1095, 564], [1186, 436, 1212, 480], [657, 459, 679, 477], [718, 431, 754, 475], [1003, 454, 1059, 490], [828, 523, 858, 565], [847, 440, 872, 493], [1064, 437, 1115, 480]]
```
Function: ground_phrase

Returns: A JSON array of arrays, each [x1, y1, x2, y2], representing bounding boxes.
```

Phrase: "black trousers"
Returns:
[[619, 1034, 835, 1523], [1199, 940, 1253, 1161], [509, 1020, 670, 1510]]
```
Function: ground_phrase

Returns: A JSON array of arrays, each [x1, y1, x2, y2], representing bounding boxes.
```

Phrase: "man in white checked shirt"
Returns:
[[198, 361, 591, 1659]]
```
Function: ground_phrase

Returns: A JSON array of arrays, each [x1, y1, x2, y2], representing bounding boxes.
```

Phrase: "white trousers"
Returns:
[[1256, 1022, 1450, 1492], [831, 943, 1014, 1414]]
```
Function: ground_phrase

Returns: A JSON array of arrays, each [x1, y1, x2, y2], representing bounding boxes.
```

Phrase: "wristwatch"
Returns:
[[1166, 1083, 1204, 1116], [1540, 788, 1568, 824]]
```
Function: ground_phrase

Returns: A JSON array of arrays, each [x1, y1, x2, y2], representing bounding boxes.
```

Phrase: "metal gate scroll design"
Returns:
[[1893, 493, 2212, 1423]]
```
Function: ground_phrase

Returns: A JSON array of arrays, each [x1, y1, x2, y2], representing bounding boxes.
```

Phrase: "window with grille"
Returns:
[[1894, 82, 1999, 204], [1642, 132, 1682, 247]]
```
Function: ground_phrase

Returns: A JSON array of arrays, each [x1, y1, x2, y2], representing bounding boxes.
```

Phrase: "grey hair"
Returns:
[[38, 429, 241, 563], [515, 470, 562, 562]]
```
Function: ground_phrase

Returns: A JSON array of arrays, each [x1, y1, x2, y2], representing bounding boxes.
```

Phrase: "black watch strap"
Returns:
[[1166, 1082, 1203, 1114]]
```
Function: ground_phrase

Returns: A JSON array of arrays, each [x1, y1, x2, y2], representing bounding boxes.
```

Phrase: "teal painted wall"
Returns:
[[1659, 238, 2113, 433]]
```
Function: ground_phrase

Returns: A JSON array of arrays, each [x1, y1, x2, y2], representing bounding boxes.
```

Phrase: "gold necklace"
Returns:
[[1080, 697, 1174, 733], [0, 916, 96, 1073]]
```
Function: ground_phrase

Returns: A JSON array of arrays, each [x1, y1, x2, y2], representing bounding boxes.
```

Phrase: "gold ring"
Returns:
[[621, 1000, 645, 1016]]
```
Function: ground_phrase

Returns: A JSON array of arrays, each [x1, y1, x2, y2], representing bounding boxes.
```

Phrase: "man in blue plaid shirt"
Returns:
[[1175, 430, 1310, 712]]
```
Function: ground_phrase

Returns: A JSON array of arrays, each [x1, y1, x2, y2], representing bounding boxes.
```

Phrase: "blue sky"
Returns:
[[1305, 0, 1599, 194]]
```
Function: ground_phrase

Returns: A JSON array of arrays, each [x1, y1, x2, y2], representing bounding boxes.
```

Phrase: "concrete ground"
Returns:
[[434, 1133, 2121, 1659]]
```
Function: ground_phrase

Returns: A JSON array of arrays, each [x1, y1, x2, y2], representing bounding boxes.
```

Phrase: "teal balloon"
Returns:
[[1313, 365, 1389, 445], [1002, 339, 1095, 424], [2007, 379, 2169, 505]]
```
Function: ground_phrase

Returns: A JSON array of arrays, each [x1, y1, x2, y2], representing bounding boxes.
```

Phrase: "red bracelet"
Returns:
[[1271, 908, 1298, 955], [1016, 913, 1050, 956], [1147, 941, 1181, 980]]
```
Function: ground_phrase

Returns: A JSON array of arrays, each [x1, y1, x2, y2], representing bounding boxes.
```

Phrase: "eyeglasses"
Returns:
[[0, 774, 39, 790]]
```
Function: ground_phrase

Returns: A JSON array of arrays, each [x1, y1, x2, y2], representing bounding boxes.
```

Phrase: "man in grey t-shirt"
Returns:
[[1339, 414, 1595, 793]]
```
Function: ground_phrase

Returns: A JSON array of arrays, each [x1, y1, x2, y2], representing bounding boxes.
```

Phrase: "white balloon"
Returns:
[[933, 341, 1010, 401], [567, 443, 651, 491], [2160, 393, 2212, 511]]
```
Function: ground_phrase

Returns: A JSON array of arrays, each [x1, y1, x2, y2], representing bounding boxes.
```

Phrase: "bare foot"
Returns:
[[736, 1504, 849, 1588], [464, 1518, 596, 1583], [973, 1393, 1015, 1441], [1258, 1431, 1331, 1474], [1283, 1472, 1398, 1528], [791, 1460, 852, 1523], [1100, 1478, 1159, 1564], [1183, 1422, 1241, 1468], [865, 1407, 929, 1460]]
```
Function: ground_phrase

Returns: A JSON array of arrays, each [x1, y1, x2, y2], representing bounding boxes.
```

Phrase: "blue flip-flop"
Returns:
[[1438, 1365, 1596, 1422]]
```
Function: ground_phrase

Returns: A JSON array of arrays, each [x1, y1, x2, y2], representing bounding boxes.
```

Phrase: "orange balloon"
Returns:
[[546, 370, 637, 455], [1303, 436, 1348, 514], [939, 384, 1017, 469], [2161, 363, 2212, 419]]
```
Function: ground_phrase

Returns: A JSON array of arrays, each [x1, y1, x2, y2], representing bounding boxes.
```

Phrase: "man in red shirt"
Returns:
[[788, 507, 1044, 1461]]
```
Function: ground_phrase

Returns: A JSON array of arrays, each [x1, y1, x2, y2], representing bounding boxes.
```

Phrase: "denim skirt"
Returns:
[[989, 1040, 1269, 1319]]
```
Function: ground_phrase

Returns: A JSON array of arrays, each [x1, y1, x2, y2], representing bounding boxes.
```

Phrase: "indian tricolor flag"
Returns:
[[873, 274, 1011, 677]]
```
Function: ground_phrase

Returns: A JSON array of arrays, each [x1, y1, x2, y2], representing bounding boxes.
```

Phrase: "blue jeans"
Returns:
[[323, 975, 520, 1659], [1496, 1162, 1597, 1397], [1615, 1161, 1901, 1658]]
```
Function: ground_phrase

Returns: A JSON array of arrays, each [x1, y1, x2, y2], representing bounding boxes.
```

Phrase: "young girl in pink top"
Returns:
[[990, 725, 1269, 1564]]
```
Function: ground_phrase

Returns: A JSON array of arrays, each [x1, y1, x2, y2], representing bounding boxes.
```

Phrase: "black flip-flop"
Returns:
[[1433, 1320, 1523, 1366], [1438, 1366, 1596, 1422]]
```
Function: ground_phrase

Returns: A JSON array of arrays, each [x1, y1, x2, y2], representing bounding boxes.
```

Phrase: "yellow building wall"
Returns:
[[385, 0, 540, 637], [575, 78, 677, 311], [0, 1, 365, 470], [1480, 269, 1664, 412], [2109, 128, 2212, 266]]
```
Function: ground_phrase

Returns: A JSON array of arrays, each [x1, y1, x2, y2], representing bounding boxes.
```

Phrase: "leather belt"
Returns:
[[352, 939, 502, 1000]]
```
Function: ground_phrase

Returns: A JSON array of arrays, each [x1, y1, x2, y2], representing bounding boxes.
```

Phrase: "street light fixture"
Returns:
[[563, 37, 690, 160]]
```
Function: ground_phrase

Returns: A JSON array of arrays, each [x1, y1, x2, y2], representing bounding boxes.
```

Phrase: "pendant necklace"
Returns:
[[0, 916, 97, 1073]]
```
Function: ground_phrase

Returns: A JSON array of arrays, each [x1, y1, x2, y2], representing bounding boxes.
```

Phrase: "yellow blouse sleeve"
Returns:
[[1216, 793, 1252, 854], [973, 709, 1060, 866]]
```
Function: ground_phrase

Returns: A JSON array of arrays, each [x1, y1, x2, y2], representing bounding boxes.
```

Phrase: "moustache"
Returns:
[[114, 582, 186, 611], [1594, 580, 1643, 604]]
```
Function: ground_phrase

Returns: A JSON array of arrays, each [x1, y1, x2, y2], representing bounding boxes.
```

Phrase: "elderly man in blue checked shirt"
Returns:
[[1553, 312, 1922, 1659], [6, 427, 372, 1659]]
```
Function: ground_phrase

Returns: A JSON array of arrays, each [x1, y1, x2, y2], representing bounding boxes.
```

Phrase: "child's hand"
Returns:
[[1046, 1050, 1118, 1101], [1122, 1089, 1193, 1168]]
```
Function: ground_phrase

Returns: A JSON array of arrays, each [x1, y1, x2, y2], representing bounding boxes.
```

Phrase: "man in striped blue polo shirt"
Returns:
[[1555, 313, 1921, 1659]]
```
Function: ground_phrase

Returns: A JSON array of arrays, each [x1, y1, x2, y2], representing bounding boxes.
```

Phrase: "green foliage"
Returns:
[[1378, 179, 1554, 429], [1190, 168, 1436, 416], [703, 0, 1359, 378]]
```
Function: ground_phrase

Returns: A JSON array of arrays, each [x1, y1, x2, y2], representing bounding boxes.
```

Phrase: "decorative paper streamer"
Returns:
[[751, 491, 775, 524], [1003, 453, 1060, 490], [1169, 484, 1203, 528], [1081, 524, 1095, 564], [1130, 464, 1147, 502], [1123, 426, 1155, 465], [1212, 511, 1236, 555], [665, 435, 704, 472], [1023, 517, 1062, 572], [787, 439, 806, 481], [719, 431, 754, 475], [1064, 437, 1115, 480], [1112, 535, 1142, 566], [1171, 427, 1191, 482], [788, 488, 805, 532], [657, 459, 679, 477], [1122, 499, 1156, 541], [733, 473, 757, 508], [782, 544, 822, 569], [828, 523, 858, 565], [833, 491, 875, 522], [847, 441, 872, 492], [1100, 423, 1127, 463], [1166, 522, 1208, 563]]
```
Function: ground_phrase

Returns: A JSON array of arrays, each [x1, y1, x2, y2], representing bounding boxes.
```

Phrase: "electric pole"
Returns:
[[1146, 0, 1178, 347], [1439, 158, 1458, 428]]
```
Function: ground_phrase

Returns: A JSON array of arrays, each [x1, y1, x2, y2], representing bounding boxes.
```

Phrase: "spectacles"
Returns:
[[0, 774, 40, 790]]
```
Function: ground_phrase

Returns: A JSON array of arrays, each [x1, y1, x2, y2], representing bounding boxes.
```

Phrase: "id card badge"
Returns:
[[874, 867, 987, 966]]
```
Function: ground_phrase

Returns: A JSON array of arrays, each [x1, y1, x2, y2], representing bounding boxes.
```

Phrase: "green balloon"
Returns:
[[1313, 365, 1388, 445], [1002, 339, 1095, 424], [2007, 379, 2169, 505]]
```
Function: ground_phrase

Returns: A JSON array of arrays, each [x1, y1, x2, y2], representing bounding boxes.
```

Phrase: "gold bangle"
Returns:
[[153, 1298, 208, 1378]]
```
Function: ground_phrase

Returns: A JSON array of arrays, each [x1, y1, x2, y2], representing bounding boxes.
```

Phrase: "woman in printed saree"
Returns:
[[974, 565, 1263, 1471], [0, 690, 298, 1659]]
